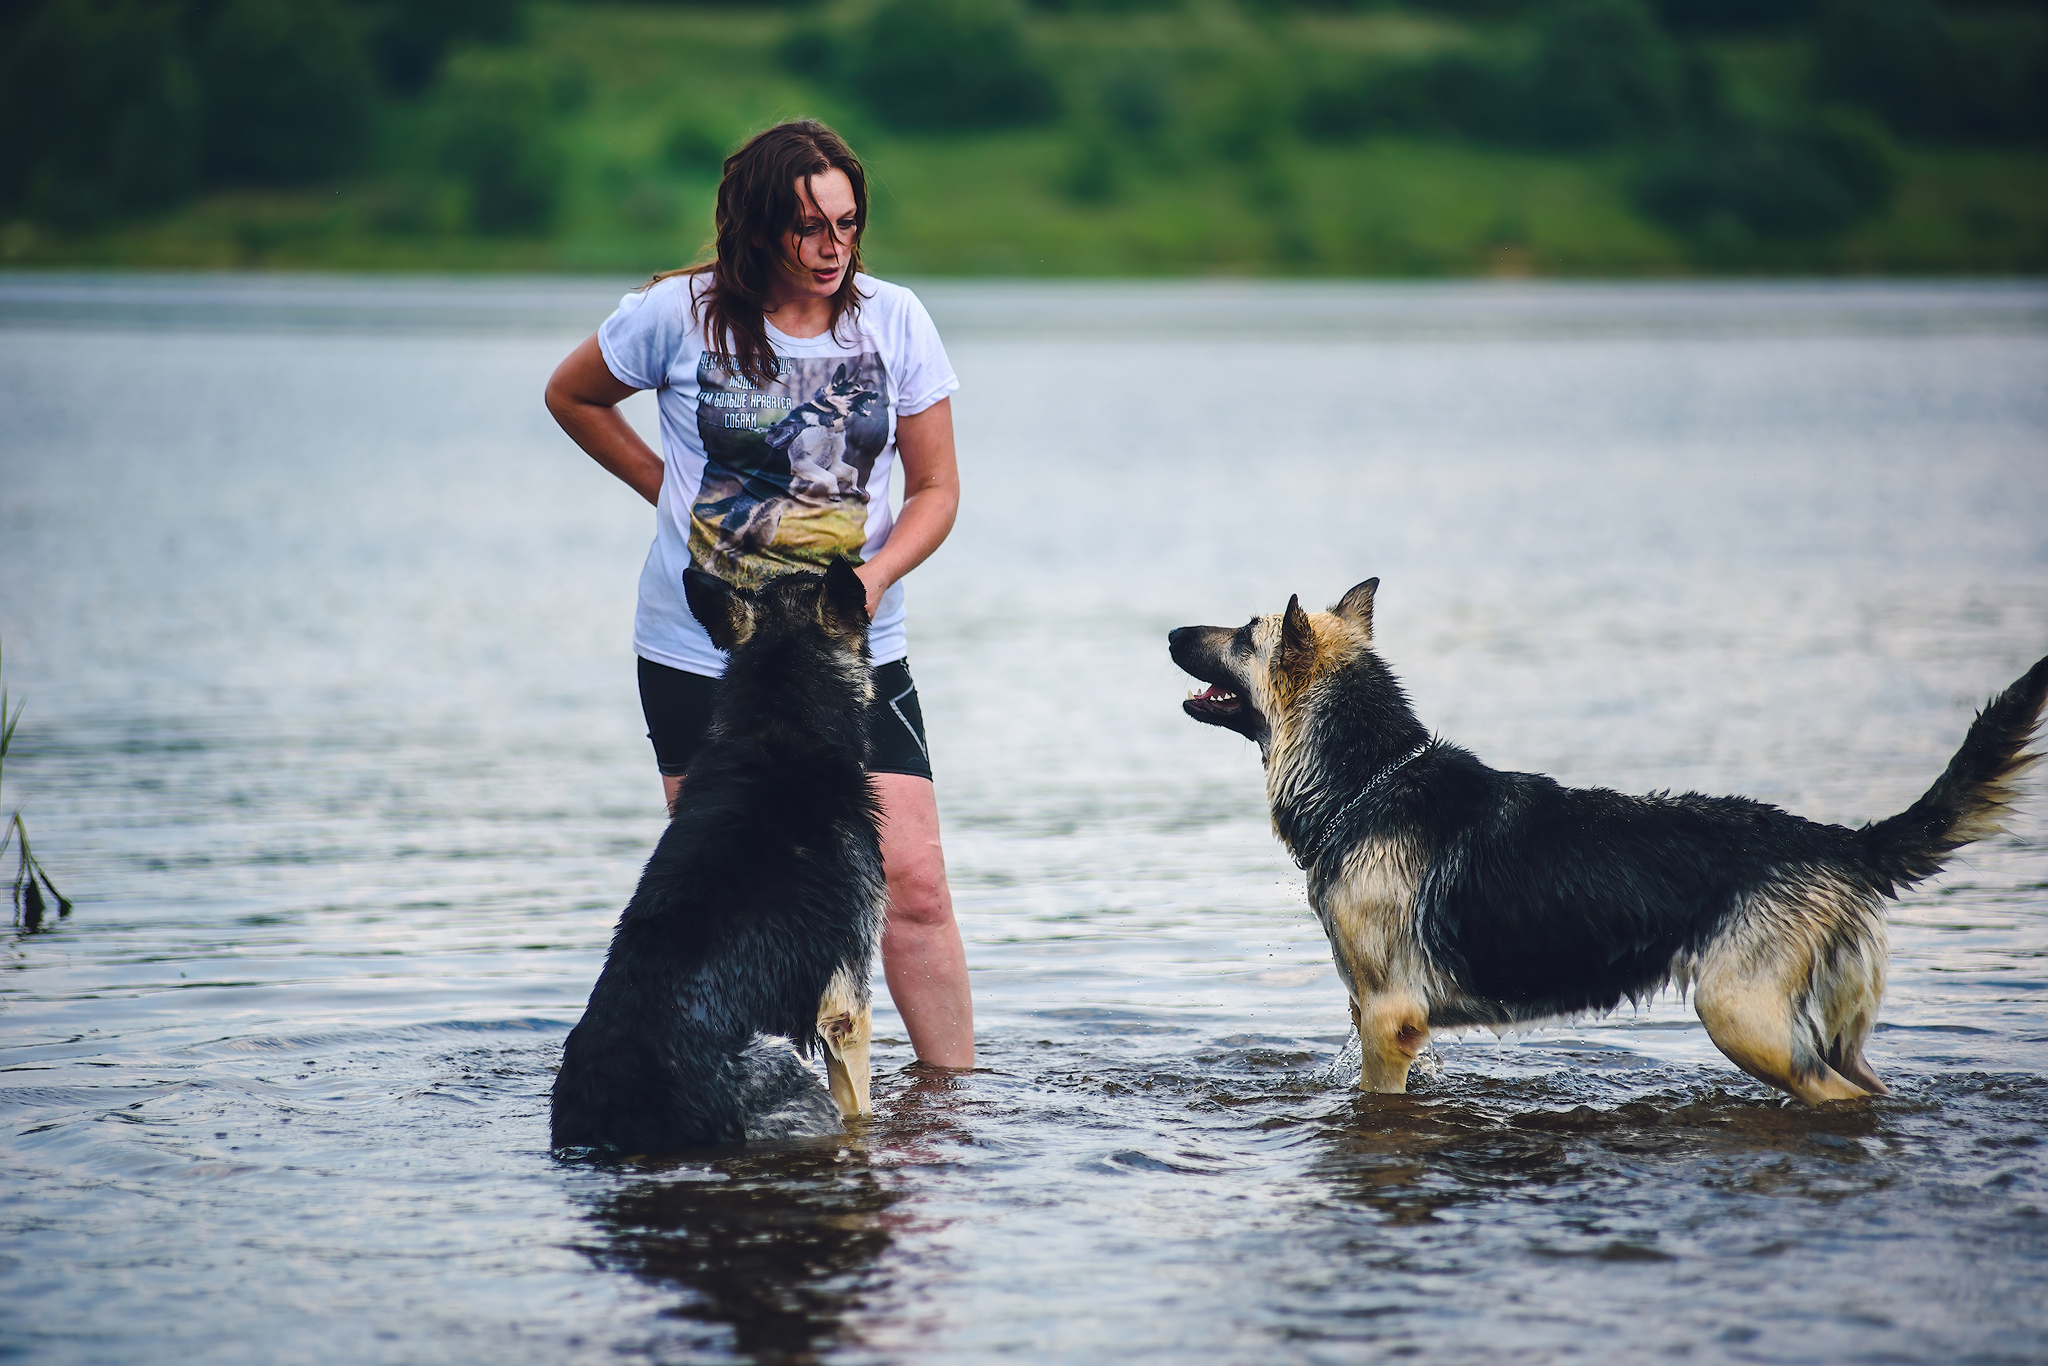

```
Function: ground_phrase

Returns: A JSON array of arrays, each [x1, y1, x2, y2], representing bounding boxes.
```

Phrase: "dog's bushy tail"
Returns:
[[1856, 654, 2048, 893], [731, 1036, 844, 1142]]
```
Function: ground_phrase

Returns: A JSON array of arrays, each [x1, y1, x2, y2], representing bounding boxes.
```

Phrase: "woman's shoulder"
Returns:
[[599, 270, 710, 386], [637, 269, 712, 314], [853, 274, 938, 333]]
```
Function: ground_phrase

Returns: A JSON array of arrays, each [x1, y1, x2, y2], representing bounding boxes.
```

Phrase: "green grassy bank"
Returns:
[[4, 0, 2045, 277]]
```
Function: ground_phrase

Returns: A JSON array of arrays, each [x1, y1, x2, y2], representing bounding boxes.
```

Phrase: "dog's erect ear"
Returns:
[[833, 362, 848, 383], [1277, 593, 1316, 683], [1332, 577, 1379, 638], [684, 568, 753, 652], [819, 558, 870, 633]]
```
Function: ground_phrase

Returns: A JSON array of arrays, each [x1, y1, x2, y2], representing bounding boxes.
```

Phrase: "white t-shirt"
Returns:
[[598, 272, 958, 677]]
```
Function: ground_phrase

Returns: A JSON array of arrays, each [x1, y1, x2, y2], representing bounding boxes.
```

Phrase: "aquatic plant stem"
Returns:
[[2, 643, 70, 931]]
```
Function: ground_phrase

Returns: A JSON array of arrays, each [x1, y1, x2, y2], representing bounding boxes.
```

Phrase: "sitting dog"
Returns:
[[551, 560, 884, 1153], [1170, 578, 2047, 1104]]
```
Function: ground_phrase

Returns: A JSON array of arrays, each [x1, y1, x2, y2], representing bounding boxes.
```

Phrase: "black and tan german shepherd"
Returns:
[[762, 362, 881, 458], [1170, 578, 2048, 1104], [551, 560, 883, 1153]]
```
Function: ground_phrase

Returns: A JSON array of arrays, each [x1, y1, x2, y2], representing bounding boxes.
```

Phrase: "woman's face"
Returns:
[[778, 168, 859, 300]]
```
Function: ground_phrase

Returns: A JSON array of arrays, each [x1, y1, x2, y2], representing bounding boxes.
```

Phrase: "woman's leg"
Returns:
[[872, 772, 975, 1068], [661, 769, 973, 1067]]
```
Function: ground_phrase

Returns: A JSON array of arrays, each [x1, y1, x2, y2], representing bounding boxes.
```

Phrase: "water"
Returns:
[[2, 275, 2046, 1364]]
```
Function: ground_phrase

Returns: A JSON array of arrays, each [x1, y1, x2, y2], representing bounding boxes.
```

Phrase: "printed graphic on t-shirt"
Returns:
[[688, 351, 890, 589]]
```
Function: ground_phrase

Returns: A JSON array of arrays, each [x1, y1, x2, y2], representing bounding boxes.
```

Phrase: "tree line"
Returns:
[[4, 0, 2045, 253], [0, 0, 526, 228], [805, 0, 2046, 245]]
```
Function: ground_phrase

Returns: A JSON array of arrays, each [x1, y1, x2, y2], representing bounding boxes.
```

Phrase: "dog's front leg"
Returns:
[[1353, 993, 1430, 1093], [817, 968, 872, 1119]]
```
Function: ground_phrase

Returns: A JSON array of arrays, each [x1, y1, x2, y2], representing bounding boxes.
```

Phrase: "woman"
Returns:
[[544, 120, 973, 1069]]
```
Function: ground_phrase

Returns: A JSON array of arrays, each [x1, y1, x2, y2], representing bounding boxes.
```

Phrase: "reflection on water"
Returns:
[[572, 1067, 983, 1365], [583, 1149, 900, 1364], [1, 277, 2046, 1364]]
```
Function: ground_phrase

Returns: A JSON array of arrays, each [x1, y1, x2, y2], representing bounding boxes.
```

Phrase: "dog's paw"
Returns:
[[819, 1012, 856, 1049]]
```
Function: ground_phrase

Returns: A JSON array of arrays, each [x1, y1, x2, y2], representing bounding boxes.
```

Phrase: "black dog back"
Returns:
[[550, 562, 885, 1153]]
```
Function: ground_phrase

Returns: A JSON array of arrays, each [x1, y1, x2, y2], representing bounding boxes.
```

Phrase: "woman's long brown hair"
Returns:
[[645, 119, 869, 390]]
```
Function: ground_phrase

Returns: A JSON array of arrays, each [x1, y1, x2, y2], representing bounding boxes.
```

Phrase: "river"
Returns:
[[2, 275, 2045, 1363]]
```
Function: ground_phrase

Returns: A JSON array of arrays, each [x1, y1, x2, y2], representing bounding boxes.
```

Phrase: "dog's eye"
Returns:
[[1234, 623, 1254, 654]]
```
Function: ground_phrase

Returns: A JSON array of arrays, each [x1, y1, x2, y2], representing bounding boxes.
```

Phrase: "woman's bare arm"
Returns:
[[544, 334, 663, 506], [856, 398, 959, 620]]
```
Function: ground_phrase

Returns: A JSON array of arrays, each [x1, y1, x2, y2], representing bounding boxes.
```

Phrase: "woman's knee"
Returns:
[[874, 773, 953, 928], [883, 841, 954, 929]]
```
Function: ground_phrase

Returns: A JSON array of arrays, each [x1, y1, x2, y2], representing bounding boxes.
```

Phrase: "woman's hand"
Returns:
[[545, 334, 663, 505], [853, 399, 959, 622], [852, 562, 891, 623]]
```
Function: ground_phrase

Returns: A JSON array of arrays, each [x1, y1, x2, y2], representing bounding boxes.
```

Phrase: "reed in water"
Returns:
[[2, 640, 71, 932]]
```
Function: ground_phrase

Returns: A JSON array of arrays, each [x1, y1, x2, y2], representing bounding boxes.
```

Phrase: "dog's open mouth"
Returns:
[[1184, 683, 1245, 725], [1169, 624, 1266, 739]]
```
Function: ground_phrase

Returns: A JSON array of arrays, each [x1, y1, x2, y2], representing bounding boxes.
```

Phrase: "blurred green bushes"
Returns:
[[784, 0, 1059, 130], [434, 51, 584, 234], [1284, 0, 2044, 246], [1653, 0, 1818, 29], [0, 0, 528, 227], [196, 0, 377, 186], [1632, 110, 1898, 244], [1816, 0, 2047, 142], [0, 0, 204, 226], [2, 0, 2045, 272], [1300, 0, 1689, 147]]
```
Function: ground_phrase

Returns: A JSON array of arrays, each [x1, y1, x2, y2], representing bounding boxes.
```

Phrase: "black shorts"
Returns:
[[637, 656, 933, 781]]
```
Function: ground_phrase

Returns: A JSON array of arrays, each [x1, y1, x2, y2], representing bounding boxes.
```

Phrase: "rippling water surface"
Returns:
[[3, 276, 2046, 1364]]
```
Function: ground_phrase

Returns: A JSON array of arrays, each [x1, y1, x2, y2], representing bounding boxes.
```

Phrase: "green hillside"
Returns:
[[3, 0, 2044, 276]]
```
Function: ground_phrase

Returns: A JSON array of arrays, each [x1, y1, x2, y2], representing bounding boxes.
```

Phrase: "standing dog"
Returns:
[[551, 560, 884, 1153], [1170, 578, 2048, 1104]]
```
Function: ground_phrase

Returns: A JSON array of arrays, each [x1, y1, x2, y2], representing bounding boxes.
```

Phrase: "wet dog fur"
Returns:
[[1170, 579, 2048, 1104], [551, 560, 885, 1153]]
